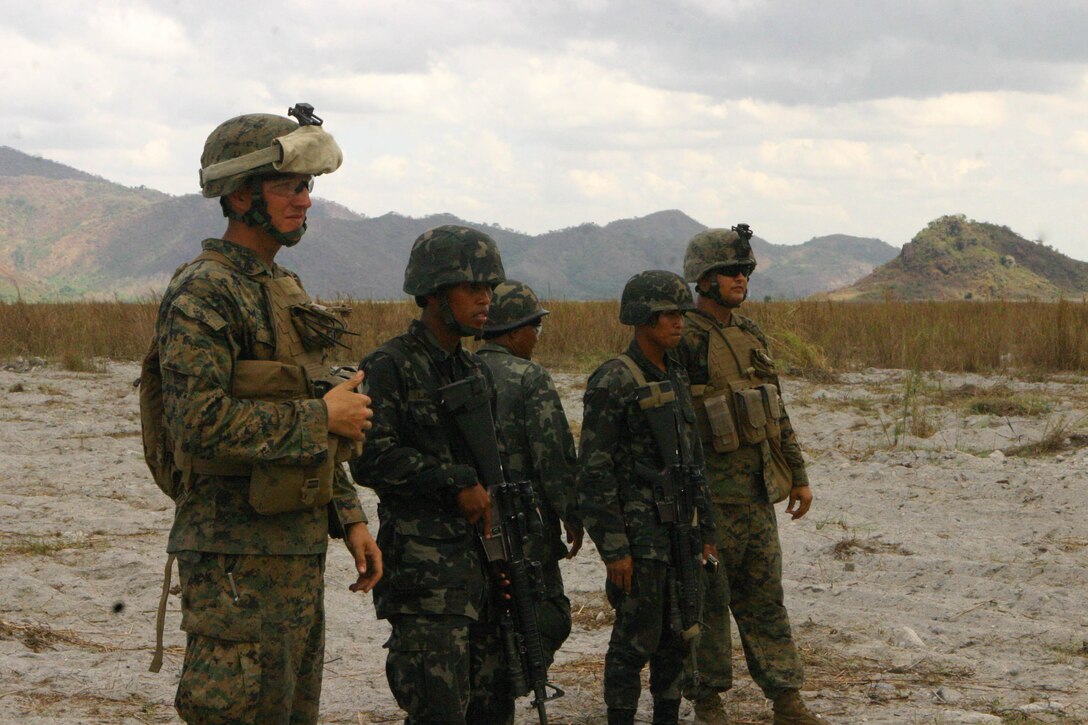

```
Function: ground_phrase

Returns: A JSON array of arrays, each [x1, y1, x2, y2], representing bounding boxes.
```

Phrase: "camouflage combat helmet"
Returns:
[[682, 224, 757, 282], [403, 225, 506, 296], [619, 270, 695, 325], [199, 103, 343, 246], [483, 280, 549, 335]]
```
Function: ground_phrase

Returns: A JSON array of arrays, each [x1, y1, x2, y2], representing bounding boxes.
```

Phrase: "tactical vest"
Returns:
[[146, 249, 355, 515], [684, 313, 793, 504]]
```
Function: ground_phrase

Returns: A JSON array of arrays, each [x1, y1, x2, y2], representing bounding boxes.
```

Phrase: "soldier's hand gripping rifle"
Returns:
[[438, 374, 564, 725], [631, 379, 705, 686]]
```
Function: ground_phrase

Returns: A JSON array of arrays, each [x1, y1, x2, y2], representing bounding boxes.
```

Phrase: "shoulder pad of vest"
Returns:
[[733, 314, 768, 347]]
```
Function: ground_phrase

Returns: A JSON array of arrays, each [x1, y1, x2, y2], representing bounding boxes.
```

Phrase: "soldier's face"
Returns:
[[260, 174, 313, 235], [444, 282, 494, 330], [710, 268, 748, 306], [645, 310, 685, 350]]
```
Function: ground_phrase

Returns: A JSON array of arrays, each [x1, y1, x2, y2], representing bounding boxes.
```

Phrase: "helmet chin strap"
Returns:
[[438, 295, 482, 338], [225, 180, 307, 247]]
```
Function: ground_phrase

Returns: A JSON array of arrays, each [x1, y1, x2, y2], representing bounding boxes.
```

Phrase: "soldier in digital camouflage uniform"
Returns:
[[156, 105, 382, 724], [677, 226, 824, 725], [476, 280, 582, 666], [349, 225, 514, 724], [579, 270, 718, 725]]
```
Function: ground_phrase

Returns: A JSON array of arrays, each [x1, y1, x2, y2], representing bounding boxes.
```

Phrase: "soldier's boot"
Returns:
[[607, 708, 637, 725], [772, 690, 824, 724], [651, 697, 680, 725], [692, 693, 730, 725]]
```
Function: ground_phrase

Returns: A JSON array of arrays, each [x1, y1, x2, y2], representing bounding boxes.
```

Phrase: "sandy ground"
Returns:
[[1, 359, 1086, 724]]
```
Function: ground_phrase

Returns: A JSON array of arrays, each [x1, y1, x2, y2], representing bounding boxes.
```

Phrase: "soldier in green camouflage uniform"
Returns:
[[476, 280, 582, 665], [579, 270, 718, 725], [158, 106, 381, 724], [677, 226, 824, 725], [349, 226, 514, 724]]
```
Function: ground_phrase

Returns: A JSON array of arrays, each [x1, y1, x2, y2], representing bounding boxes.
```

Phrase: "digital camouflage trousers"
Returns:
[[691, 502, 804, 700], [174, 551, 326, 725]]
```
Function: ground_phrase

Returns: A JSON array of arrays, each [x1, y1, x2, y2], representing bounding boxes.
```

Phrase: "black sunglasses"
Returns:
[[717, 264, 754, 278]]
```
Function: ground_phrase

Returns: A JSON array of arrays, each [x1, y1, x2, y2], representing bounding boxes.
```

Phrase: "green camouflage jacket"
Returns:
[[476, 342, 579, 565], [158, 238, 365, 555], [350, 320, 494, 621], [675, 309, 809, 503], [578, 341, 715, 564]]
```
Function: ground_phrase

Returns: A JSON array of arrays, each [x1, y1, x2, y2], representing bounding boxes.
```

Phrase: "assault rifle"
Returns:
[[632, 379, 707, 685], [438, 374, 564, 725]]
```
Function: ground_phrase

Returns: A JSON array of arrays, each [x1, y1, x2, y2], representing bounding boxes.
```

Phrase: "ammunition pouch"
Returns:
[[692, 385, 739, 453], [735, 387, 768, 445]]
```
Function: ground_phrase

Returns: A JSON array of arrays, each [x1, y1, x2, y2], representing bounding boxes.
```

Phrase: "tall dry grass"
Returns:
[[2, 298, 1088, 375]]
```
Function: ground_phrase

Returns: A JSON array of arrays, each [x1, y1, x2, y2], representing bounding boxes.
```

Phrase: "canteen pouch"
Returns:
[[762, 438, 794, 504], [759, 383, 782, 441], [231, 360, 335, 515], [734, 388, 768, 445], [703, 392, 740, 453]]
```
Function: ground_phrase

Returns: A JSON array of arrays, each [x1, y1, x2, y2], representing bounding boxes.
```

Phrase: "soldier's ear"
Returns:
[[225, 187, 253, 216]]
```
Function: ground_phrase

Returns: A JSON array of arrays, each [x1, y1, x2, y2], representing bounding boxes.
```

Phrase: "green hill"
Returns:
[[829, 215, 1088, 301]]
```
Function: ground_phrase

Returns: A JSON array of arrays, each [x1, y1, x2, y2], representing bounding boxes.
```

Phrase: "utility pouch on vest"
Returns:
[[759, 383, 782, 441], [231, 359, 334, 515], [702, 391, 740, 453], [735, 388, 768, 445], [248, 448, 335, 515]]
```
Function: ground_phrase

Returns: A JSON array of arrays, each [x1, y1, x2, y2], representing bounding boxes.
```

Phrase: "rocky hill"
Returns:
[[0, 146, 896, 301], [829, 215, 1088, 301]]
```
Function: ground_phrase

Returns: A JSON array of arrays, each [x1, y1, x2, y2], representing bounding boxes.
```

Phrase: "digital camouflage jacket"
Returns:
[[158, 238, 365, 555], [350, 320, 496, 621], [476, 342, 579, 566], [675, 309, 809, 503], [578, 341, 715, 564]]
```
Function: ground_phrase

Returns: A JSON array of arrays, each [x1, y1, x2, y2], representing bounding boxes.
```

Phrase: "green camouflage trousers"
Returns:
[[692, 502, 803, 700], [174, 551, 325, 725], [384, 614, 514, 724], [538, 559, 572, 666], [604, 558, 692, 710]]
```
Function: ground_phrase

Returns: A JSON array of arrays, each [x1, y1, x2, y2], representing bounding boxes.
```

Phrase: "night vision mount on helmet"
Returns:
[[199, 102, 343, 247], [683, 224, 756, 308]]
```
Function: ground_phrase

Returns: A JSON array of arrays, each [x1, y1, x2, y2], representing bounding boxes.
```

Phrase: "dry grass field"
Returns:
[[3, 298, 1088, 375]]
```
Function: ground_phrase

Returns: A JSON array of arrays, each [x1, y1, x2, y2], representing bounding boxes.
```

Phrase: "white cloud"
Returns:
[[86, 2, 191, 59], [4, 1, 1088, 260]]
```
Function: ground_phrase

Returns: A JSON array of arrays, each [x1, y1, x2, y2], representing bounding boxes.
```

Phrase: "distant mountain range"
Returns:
[[828, 215, 1088, 301], [0, 145, 905, 301]]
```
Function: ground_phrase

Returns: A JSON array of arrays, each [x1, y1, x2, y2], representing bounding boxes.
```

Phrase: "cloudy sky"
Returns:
[[6, 1, 1088, 258]]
